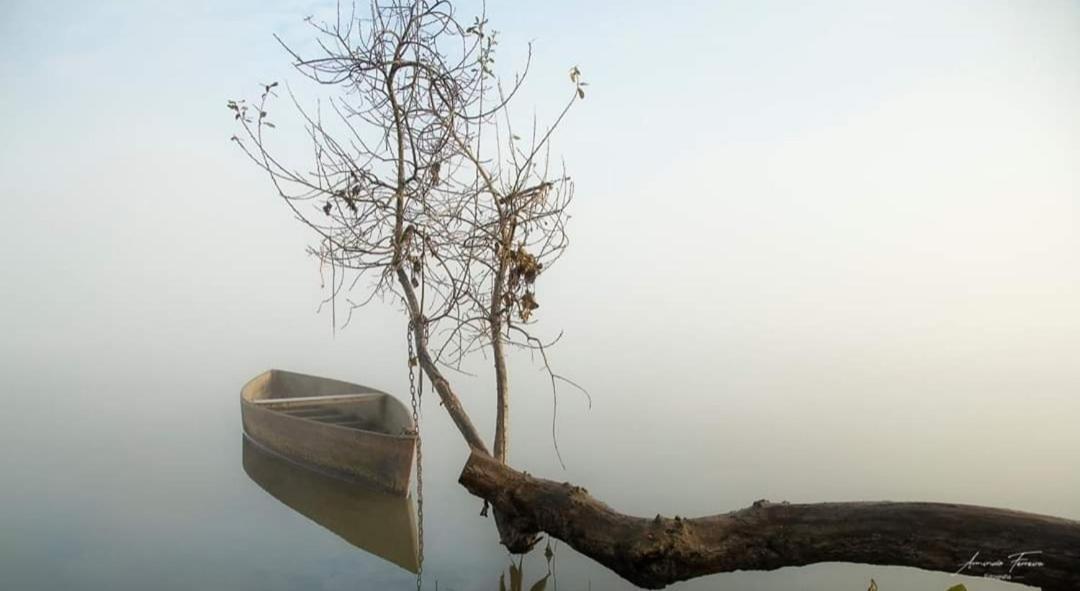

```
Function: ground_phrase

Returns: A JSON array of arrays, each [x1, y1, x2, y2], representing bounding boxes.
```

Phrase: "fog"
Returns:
[[2, 1, 1078, 589]]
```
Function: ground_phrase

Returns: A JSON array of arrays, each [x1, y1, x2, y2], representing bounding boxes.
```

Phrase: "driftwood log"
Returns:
[[460, 451, 1080, 590]]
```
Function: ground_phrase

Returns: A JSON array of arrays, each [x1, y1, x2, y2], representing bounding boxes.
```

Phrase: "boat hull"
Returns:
[[241, 369, 416, 496]]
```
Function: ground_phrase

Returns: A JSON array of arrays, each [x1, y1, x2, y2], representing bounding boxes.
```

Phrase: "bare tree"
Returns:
[[232, 2, 1080, 589], [230, 0, 583, 464]]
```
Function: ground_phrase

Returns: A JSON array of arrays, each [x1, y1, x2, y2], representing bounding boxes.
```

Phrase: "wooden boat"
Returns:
[[242, 436, 420, 572], [241, 369, 416, 496]]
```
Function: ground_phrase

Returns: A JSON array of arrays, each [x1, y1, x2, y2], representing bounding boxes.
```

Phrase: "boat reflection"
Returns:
[[241, 435, 419, 573]]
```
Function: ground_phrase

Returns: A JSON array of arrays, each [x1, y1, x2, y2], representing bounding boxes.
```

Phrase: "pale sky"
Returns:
[[2, 0, 1079, 523]]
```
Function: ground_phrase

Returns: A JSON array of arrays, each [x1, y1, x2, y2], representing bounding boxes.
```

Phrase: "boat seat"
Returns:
[[281, 408, 337, 417], [252, 393, 382, 406], [296, 412, 344, 421]]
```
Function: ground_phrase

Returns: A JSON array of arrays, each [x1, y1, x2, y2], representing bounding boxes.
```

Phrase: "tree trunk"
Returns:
[[491, 327, 510, 463], [396, 266, 539, 550], [396, 268, 490, 455], [490, 231, 512, 465], [460, 451, 1080, 590]]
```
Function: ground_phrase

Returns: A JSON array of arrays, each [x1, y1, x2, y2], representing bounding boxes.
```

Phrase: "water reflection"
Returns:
[[241, 436, 419, 573]]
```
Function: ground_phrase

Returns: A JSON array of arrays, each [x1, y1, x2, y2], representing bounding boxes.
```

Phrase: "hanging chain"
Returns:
[[407, 319, 424, 591]]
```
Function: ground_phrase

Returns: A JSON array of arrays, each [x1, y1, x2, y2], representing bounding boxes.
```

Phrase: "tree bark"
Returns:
[[396, 268, 490, 455], [491, 322, 510, 463], [396, 266, 539, 549], [490, 229, 512, 465], [460, 451, 1080, 590]]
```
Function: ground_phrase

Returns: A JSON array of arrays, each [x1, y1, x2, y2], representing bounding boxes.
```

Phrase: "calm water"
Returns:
[[2, 359, 1071, 591], [4, 1, 1079, 589]]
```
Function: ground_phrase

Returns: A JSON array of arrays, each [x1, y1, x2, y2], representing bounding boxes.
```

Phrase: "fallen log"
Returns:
[[459, 451, 1080, 590]]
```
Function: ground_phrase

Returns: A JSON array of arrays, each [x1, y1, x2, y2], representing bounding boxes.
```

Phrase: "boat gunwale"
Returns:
[[241, 370, 417, 443], [251, 392, 385, 406], [244, 401, 418, 442]]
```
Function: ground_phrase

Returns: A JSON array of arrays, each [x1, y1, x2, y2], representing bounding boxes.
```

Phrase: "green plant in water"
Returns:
[[866, 579, 968, 591], [498, 538, 555, 591]]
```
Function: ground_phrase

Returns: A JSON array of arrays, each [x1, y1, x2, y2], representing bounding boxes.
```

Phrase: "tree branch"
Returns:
[[460, 451, 1080, 590], [396, 266, 490, 455]]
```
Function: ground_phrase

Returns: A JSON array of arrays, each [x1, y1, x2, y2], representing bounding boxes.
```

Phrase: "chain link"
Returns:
[[407, 320, 424, 591]]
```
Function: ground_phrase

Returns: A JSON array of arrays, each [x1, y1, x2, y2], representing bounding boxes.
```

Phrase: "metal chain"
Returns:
[[407, 320, 424, 591]]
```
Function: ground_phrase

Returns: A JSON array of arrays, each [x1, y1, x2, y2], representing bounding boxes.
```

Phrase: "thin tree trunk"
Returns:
[[397, 266, 540, 549], [396, 268, 490, 455], [460, 451, 1080, 590], [491, 321, 510, 463], [490, 234, 512, 464]]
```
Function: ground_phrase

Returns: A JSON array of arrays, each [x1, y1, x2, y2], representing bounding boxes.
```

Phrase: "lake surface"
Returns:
[[3, 357, 1072, 591], [4, 1, 1079, 589]]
